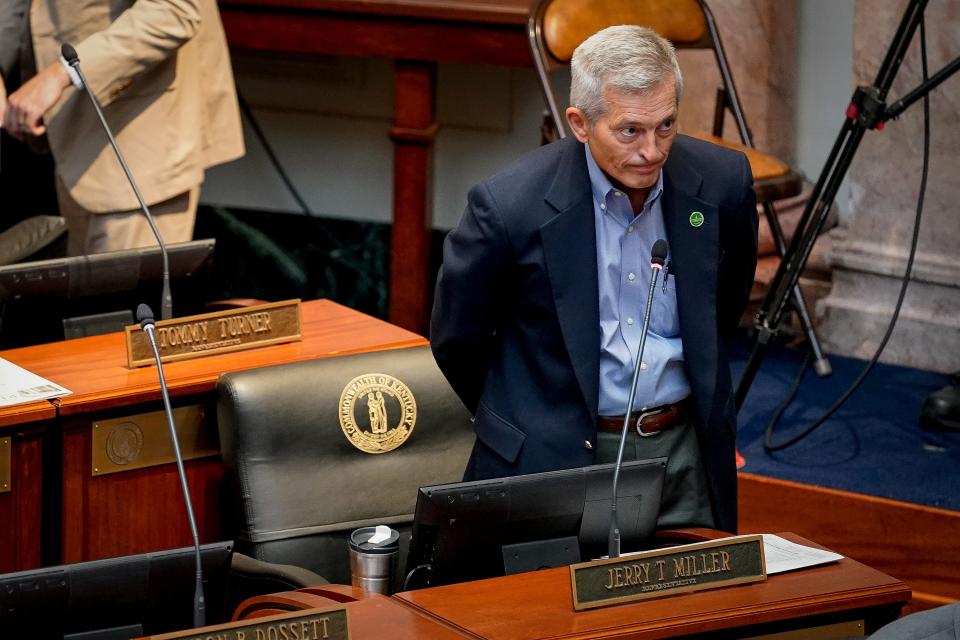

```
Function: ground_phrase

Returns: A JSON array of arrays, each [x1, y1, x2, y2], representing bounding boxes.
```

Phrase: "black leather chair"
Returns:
[[0, 215, 67, 265], [217, 345, 475, 586]]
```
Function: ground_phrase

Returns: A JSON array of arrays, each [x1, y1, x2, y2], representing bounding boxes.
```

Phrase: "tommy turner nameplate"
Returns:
[[569, 535, 766, 610], [126, 299, 302, 367]]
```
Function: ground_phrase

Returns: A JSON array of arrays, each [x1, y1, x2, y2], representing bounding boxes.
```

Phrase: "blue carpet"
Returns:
[[731, 333, 960, 511]]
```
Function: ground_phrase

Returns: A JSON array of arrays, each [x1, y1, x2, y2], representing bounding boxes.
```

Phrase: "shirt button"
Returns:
[[626, 317, 634, 326], [614, 191, 622, 197], [627, 272, 636, 281], [627, 225, 634, 233], [641, 362, 648, 371], [600, 203, 606, 210], [584, 440, 594, 450]]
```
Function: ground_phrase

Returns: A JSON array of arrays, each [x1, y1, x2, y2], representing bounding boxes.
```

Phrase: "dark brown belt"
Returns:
[[597, 398, 690, 437]]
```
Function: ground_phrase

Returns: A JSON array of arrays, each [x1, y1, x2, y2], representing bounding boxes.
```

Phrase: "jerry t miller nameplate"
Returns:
[[569, 535, 766, 610], [126, 299, 302, 367]]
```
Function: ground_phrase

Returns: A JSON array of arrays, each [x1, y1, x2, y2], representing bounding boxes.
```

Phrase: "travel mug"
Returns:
[[348, 525, 400, 594]]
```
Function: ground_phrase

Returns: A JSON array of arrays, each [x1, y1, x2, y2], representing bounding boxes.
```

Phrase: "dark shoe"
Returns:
[[920, 373, 960, 432]]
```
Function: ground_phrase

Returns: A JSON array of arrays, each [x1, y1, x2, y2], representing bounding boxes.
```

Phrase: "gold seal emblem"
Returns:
[[339, 373, 417, 454], [105, 422, 144, 465]]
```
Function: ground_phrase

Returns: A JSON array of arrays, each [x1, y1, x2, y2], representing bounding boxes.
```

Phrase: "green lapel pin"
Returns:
[[689, 211, 704, 228]]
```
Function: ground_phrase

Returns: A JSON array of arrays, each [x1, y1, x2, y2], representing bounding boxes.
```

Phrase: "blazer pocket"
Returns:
[[474, 401, 526, 464]]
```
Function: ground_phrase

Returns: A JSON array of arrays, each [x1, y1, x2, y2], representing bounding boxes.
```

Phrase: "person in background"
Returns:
[[0, 0, 244, 256]]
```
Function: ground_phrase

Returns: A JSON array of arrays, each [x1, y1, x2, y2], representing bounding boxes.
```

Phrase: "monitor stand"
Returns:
[[502, 536, 580, 575], [63, 310, 134, 340]]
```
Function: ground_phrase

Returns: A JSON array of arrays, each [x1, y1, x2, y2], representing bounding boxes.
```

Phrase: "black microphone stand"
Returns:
[[609, 258, 664, 559], [735, 0, 960, 410], [138, 304, 206, 628], [61, 45, 173, 321]]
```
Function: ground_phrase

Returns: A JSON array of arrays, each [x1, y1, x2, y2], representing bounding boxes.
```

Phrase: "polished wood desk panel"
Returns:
[[0, 401, 56, 428], [2, 299, 426, 416], [0, 419, 48, 572], [0, 366, 58, 572], [236, 585, 468, 638], [220, 0, 531, 65], [739, 472, 960, 613], [218, 0, 533, 332], [0, 300, 427, 566], [395, 533, 909, 639]]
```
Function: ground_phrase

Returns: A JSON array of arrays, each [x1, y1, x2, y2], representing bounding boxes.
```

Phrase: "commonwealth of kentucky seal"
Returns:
[[339, 373, 417, 454], [105, 422, 144, 466]]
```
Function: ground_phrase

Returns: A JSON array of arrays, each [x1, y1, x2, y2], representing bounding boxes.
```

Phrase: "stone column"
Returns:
[[677, 0, 797, 162], [816, 0, 960, 373]]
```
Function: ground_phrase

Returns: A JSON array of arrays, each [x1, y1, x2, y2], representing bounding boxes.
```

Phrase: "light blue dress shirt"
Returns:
[[586, 145, 691, 416]]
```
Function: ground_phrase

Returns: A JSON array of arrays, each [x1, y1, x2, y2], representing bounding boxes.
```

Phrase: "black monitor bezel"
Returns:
[[405, 459, 666, 589], [0, 541, 233, 639], [0, 239, 216, 347]]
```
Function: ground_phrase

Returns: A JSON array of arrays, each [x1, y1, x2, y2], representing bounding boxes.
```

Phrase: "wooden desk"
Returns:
[[395, 533, 909, 638], [0, 401, 56, 428], [0, 300, 427, 568], [218, 0, 533, 332], [231, 534, 909, 638], [235, 585, 468, 638], [0, 405, 52, 572]]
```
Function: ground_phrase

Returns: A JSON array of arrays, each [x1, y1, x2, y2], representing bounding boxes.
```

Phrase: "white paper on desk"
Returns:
[[620, 533, 843, 575], [761, 533, 843, 575], [0, 357, 72, 407]]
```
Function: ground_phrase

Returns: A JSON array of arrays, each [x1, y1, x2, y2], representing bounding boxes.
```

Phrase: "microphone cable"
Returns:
[[237, 91, 314, 218], [762, 16, 932, 452], [233, 88, 384, 299]]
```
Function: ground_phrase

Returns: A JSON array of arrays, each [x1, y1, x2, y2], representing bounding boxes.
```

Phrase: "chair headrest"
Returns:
[[541, 0, 709, 62], [217, 346, 474, 544]]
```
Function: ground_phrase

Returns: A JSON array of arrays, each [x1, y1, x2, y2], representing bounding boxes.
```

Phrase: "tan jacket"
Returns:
[[29, 0, 244, 212]]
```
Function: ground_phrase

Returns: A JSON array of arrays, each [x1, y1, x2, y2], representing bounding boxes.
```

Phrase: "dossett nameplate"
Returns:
[[140, 605, 349, 640], [126, 300, 302, 367], [569, 535, 766, 610]]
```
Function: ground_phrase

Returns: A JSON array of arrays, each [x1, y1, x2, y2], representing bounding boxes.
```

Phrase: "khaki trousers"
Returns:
[[56, 179, 199, 256]]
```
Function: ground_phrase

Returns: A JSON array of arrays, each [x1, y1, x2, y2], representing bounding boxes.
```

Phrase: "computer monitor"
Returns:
[[404, 459, 666, 589], [0, 542, 234, 639], [0, 239, 216, 348]]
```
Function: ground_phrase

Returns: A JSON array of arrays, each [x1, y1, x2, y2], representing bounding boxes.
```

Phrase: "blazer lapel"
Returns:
[[662, 156, 721, 427], [540, 140, 600, 420]]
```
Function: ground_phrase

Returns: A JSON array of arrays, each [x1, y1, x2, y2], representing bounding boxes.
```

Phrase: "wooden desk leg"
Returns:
[[389, 60, 439, 334]]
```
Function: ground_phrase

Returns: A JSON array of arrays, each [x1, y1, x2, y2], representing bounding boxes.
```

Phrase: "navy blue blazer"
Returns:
[[430, 135, 757, 533]]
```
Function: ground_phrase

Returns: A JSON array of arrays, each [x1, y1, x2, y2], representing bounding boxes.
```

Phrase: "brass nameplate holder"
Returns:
[[140, 605, 349, 640], [92, 405, 218, 476], [569, 535, 766, 610], [126, 299, 302, 367], [0, 437, 10, 494]]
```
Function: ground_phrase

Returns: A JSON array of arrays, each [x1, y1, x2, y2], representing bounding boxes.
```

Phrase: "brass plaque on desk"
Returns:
[[92, 405, 218, 476], [569, 535, 766, 610], [125, 299, 302, 367], [0, 437, 9, 494], [142, 605, 349, 640]]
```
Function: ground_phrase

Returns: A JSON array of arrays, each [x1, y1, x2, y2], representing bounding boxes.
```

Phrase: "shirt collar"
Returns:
[[584, 143, 664, 214]]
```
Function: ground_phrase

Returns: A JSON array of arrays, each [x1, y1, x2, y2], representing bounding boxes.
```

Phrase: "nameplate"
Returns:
[[126, 300, 302, 367], [140, 605, 349, 640], [569, 535, 766, 610]]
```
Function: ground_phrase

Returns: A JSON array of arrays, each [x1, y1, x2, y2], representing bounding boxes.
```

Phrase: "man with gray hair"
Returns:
[[431, 26, 757, 534]]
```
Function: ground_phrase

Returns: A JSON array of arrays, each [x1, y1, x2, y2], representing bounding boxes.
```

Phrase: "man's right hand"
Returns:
[[3, 61, 70, 142]]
